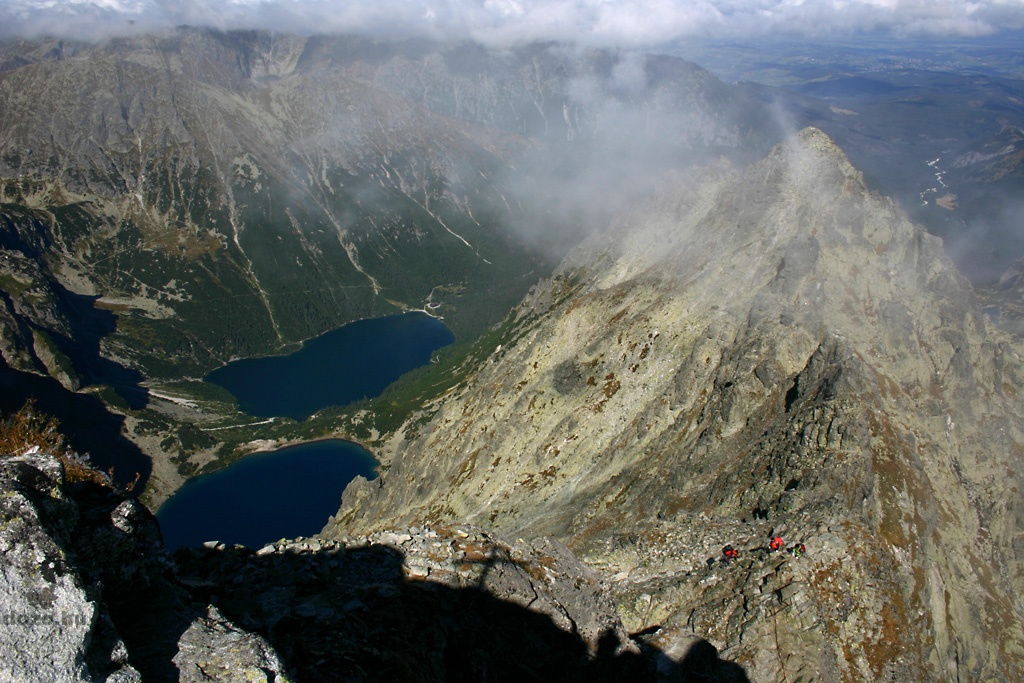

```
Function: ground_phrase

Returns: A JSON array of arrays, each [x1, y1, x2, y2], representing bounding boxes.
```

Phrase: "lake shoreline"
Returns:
[[206, 307, 444, 369], [140, 432, 379, 513], [155, 438, 379, 551], [204, 311, 454, 421]]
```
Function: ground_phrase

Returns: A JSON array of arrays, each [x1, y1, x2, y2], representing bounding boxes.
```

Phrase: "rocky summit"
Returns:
[[328, 128, 1024, 681]]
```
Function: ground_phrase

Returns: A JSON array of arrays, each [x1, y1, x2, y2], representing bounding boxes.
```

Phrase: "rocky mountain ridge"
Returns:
[[327, 128, 1024, 681], [5, 123, 1023, 681]]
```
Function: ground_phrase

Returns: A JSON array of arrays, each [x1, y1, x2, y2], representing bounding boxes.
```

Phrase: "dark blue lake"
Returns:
[[155, 440, 376, 551], [205, 311, 454, 421]]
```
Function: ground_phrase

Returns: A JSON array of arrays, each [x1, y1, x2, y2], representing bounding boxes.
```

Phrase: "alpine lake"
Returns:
[[156, 312, 454, 550]]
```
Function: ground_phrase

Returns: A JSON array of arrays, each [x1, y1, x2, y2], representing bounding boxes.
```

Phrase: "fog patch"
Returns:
[[5, 1, 1024, 44]]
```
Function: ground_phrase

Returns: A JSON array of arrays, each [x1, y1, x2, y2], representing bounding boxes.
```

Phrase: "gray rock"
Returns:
[[173, 605, 291, 683], [0, 451, 298, 683], [0, 455, 140, 683]]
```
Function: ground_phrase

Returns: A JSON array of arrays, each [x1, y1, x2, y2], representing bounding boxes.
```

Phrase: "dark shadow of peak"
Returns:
[[0, 213, 148, 410], [173, 542, 639, 681], [169, 537, 751, 683], [53, 288, 149, 411], [673, 639, 751, 683]]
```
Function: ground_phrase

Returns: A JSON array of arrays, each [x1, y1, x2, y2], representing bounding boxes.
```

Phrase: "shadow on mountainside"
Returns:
[[0, 363, 151, 490], [17, 456, 749, 683], [675, 639, 751, 683], [0, 214, 149, 411], [170, 541, 752, 682], [66, 482, 205, 681], [55, 288, 150, 411]]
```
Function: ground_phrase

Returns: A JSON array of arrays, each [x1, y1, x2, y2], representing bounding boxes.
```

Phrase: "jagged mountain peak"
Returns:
[[576, 126, 866, 277], [564, 126, 977, 378], [328, 128, 1024, 681], [336, 126, 999, 534]]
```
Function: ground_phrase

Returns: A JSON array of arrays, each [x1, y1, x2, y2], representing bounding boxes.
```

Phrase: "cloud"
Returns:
[[3, 0, 1024, 43]]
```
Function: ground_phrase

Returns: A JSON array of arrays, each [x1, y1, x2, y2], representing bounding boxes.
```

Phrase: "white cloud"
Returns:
[[2, 0, 1024, 43]]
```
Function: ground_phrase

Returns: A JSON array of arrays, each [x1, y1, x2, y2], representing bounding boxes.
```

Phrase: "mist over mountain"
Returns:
[[668, 34, 1024, 336], [330, 127, 1024, 681], [0, 28, 789, 499]]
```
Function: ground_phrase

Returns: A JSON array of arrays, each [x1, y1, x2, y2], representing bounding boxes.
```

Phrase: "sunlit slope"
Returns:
[[331, 129, 1024, 682]]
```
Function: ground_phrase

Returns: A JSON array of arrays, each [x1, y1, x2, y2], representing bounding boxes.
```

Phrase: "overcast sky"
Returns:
[[3, 0, 1024, 44]]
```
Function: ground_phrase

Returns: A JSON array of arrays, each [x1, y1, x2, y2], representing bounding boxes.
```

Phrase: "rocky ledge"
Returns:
[[1, 449, 739, 681], [0, 452, 291, 682]]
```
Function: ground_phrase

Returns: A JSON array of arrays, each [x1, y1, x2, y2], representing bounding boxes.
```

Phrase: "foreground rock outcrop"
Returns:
[[172, 526, 657, 681], [0, 452, 292, 682], [329, 128, 1024, 681], [0, 454, 135, 682], [2, 450, 676, 681]]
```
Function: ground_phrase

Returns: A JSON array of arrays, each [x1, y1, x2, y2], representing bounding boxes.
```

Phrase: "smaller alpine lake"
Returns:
[[156, 440, 376, 551]]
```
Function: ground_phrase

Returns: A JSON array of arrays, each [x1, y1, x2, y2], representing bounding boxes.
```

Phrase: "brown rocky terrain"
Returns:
[[328, 128, 1024, 681]]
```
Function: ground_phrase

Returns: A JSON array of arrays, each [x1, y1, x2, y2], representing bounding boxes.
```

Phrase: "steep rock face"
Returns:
[[0, 454, 133, 682], [329, 129, 1024, 681], [0, 452, 292, 682], [0, 247, 81, 388]]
